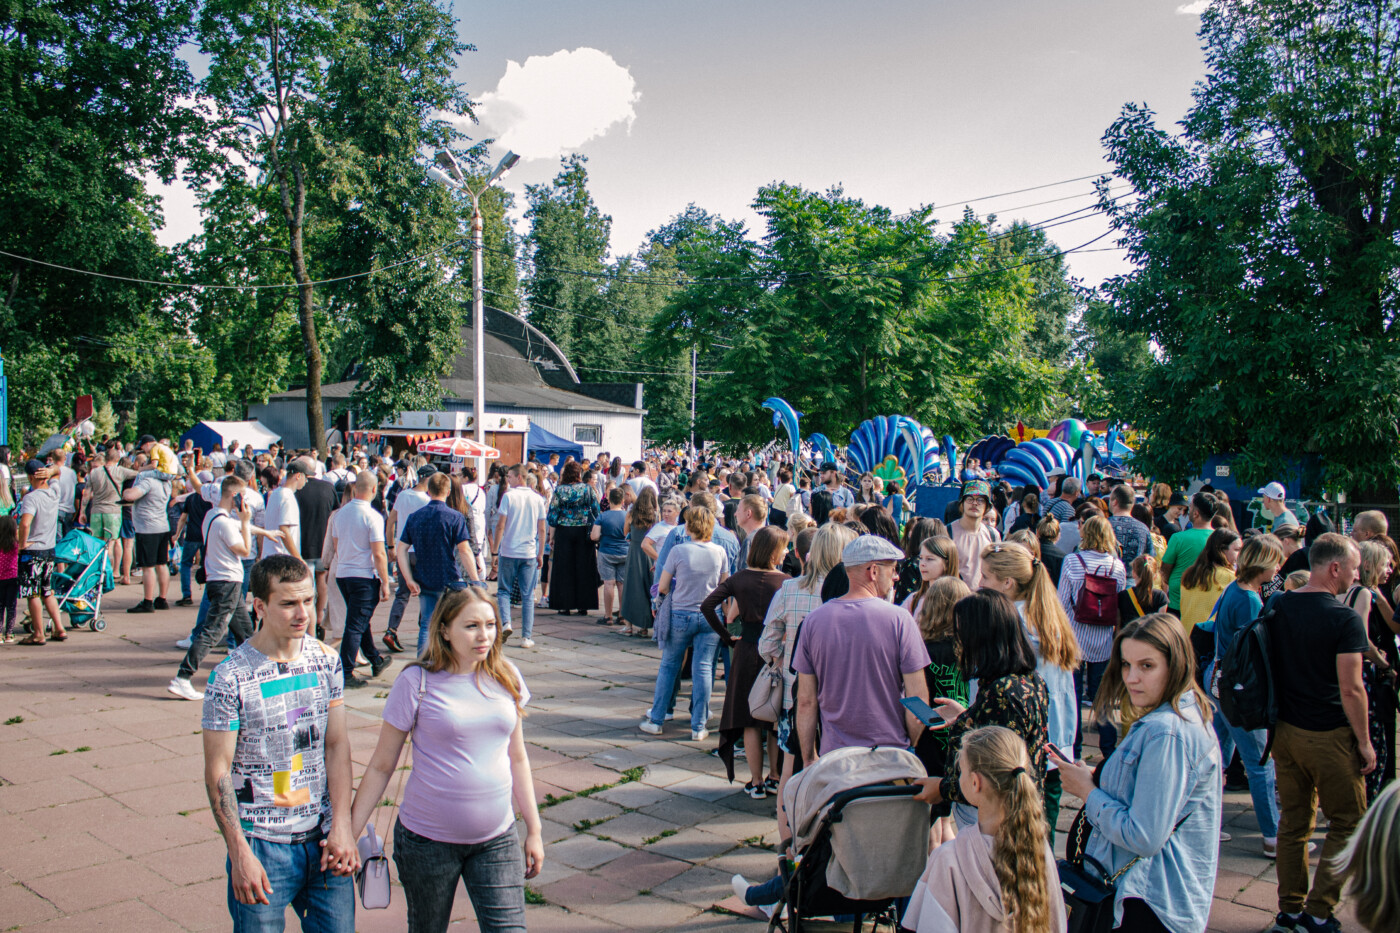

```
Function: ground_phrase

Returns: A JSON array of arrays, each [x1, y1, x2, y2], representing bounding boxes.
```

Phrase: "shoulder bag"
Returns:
[[748, 656, 784, 723], [356, 668, 428, 909], [194, 513, 227, 585], [1058, 809, 1190, 933]]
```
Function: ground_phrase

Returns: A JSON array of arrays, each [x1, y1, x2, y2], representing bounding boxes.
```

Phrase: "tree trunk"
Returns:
[[287, 201, 326, 456]]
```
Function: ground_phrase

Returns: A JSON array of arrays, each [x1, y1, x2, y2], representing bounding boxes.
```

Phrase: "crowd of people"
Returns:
[[9, 435, 1400, 933]]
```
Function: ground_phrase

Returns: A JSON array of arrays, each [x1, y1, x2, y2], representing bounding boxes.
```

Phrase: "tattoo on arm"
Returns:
[[210, 772, 241, 839]]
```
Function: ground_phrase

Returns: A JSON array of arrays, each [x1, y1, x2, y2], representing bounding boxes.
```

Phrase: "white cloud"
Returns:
[[1176, 1, 1210, 13], [470, 48, 640, 161]]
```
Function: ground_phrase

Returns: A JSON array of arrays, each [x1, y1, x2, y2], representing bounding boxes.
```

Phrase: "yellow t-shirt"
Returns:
[[1179, 565, 1235, 631], [150, 443, 180, 476]]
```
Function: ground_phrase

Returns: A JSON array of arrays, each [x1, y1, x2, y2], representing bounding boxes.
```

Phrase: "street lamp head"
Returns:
[[426, 165, 460, 189], [433, 149, 466, 182], [487, 150, 520, 185]]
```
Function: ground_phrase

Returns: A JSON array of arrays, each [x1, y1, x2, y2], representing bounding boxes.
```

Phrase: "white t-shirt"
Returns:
[[208, 451, 227, 469], [626, 476, 657, 499], [332, 500, 385, 580], [645, 521, 677, 549], [495, 487, 547, 560], [463, 483, 488, 543], [201, 509, 247, 583], [394, 489, 431, 550], [262, 486, 300, 558]]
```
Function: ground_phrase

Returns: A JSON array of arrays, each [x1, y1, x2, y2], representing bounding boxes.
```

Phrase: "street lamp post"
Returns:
[[428, 149, 519, 479]]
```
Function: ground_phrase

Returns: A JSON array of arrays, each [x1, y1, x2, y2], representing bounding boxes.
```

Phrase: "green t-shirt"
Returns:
[[1162, 527, 1212, 610]]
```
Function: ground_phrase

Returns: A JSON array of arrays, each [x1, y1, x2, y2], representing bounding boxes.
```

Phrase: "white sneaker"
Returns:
[[639, 719, 663, 735], [691, 729, 709, 742], [520, 638, 536, 648], [665, 712, 678, 721], [175, 637, 192, 649], [167, 677, 204, 701]]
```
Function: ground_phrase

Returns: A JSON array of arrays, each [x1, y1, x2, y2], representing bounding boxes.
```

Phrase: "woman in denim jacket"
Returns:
[[1051, 613, 1222, 933]]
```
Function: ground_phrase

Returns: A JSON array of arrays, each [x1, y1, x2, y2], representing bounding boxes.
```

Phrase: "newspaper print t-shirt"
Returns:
[[202, 639, 345, 842]]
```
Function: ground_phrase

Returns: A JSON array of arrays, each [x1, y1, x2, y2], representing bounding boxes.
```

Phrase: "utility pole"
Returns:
[[690, 345, 697, 456]]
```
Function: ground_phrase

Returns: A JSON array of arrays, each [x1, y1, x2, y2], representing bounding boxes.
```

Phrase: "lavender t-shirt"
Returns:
[[383, 663, 530, 844], [793, 597, 931, 756]]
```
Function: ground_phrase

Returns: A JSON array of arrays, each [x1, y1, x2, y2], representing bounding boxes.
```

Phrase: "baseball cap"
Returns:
[[416, 464, 438, 481], [1168, 492, 1187, 507], [842, 534, 905, 565], [819, 461, 839, 473], [960, 479, 992, 502], [1046, 467, 1067, 478], [1258, 482, 1287, 500], [138, 434, 156, 446], [24, 458, 46, 476], [196, 470, 214, 483], [284, 460, 314, 476]]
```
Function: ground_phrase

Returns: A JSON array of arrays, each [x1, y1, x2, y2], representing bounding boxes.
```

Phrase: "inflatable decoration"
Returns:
[[994, 437, 1076, 490], [847, 415, 939, 484], [807, 433, 837, 467], [1046, 418, 1089, 449], [940, 435, 958, 484], [873, 455, 907, 494], [761, 397, 802, 457], [965, 435, 1017, 472], [1070, 431, 1099, 482]]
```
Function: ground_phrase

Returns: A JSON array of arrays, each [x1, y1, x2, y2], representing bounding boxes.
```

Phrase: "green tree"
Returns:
[[0, 0, 203, 445], [523, 155, 611, 361], [1097, 0, 1400, 492]]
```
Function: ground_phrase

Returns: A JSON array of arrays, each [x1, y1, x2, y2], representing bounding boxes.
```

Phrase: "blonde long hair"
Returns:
[[961, 726, 1053, 933], [1335, 780, 1400, 933], [916, 576, 970, 641], [411, 588, 525, 711], [980, 542, 1080, 671], [798, 523, 858, 594]]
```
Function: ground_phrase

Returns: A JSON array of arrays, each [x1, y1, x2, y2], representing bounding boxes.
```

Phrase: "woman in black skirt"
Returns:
[[701, 527, 790, 798], [546, 460, 601, 617]]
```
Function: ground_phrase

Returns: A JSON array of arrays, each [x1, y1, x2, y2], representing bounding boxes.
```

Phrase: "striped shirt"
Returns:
[[1058, 549, 1128, 662]]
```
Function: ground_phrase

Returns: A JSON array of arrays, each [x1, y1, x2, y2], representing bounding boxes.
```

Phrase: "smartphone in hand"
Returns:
[[1046, 741, 1073, 764], [901, 697, 945, 728]]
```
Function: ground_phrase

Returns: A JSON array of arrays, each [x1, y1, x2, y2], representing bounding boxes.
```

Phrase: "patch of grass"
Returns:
[[379, 799, 394, 807], [595, 834, 611, 842], [4, 716, 24, 725], [49, 748, 68, 756], [74, 746, 91, 753], [741, 834, 768, 848], [177, 810, 192, 816], [641, 829, 678, 846], [572, 816, 615, 832], [191, 729, 202, 735], [539, 766, 646, 809], [621, 766, 646, 783], [638, 888, 651, 896], [374, 691, 389, 699], [524, 886, 545, 906]]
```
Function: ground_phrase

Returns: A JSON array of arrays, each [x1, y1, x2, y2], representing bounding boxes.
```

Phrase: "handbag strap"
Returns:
[[1127, 588, 1145, 618], [1105, 811, 1192, 884], [372, 667, 427, 844]]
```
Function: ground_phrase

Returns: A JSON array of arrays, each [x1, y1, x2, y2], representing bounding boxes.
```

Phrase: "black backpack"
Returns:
[[1217, 606, 1278, 758]]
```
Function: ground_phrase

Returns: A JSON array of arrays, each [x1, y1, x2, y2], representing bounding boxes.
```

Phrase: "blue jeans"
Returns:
[[415, 583, 468, 654], [647, 609, 720, 732], [337, 577, 384, 676], [496, 557, 539, 639], [179, 541, 201, 600], [1213, 694, 1279, 838], [227, 833, 354, 932], [393, 821, 526, 933]]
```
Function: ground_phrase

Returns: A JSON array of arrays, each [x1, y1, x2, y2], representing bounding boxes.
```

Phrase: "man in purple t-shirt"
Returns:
[[795, 535, 931, 761]]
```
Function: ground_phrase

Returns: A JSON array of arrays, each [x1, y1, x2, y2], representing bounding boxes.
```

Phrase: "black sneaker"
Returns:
[[1299, 915, 1341, 933], [371, 656, 393, 679], [175, 597, 194, 607], [153, 598, 170, 610], [1270, 914, 1302, 932], [127, 600, 154, 614], [344, 675, 371, 689]]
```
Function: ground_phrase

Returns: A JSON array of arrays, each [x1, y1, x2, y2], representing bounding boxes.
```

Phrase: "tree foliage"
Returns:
[[1098, 0, 1400, 492]]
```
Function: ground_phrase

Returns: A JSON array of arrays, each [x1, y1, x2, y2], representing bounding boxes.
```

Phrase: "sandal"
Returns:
[[17, 636, 46, 646], [51, 631, 68, 642]]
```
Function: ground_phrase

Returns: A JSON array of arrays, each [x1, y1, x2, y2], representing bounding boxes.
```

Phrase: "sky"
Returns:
[[152, 0, 1212, 288]]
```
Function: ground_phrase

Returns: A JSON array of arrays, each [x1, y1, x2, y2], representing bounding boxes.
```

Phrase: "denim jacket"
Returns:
[[1084, 692, 1222, 932]]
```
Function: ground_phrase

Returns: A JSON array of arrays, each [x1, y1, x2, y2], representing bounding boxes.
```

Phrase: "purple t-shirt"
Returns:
[[793, 597, 931, 756], [383, 663, 530, 844]]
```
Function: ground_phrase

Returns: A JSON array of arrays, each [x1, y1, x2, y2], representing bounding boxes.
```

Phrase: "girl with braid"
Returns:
[[903, 725, 1066, 932]]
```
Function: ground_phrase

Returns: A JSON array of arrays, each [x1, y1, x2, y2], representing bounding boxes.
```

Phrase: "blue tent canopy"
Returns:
[[179, 419, 281, 454], [528, 422, 583, 461]]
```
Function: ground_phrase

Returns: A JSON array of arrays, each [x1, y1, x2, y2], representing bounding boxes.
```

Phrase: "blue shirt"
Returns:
[[595, 509, 629, 557], [1213, 582, 1262, 661], [400, 500, 470, 592]]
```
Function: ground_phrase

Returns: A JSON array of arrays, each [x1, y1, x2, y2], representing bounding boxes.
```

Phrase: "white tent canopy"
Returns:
[[180, 419, 282, 454]]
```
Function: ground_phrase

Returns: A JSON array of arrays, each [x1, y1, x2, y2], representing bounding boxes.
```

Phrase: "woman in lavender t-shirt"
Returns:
[[350, 588, 543, 932]]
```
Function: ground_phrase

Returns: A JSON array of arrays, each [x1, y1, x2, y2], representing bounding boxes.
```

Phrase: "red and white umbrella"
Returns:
[[416, 436, 500, 459]]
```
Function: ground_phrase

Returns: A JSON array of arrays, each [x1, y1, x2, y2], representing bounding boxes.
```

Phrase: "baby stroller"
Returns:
[[769, 746, 931, 933], [52, 529, 115, 631]]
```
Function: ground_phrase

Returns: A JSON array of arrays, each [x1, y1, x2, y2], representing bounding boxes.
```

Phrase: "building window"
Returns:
[[574, 424, 602, 445]]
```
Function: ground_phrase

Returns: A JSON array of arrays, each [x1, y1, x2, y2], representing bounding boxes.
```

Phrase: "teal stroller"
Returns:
[[52, 529, 115, 631]]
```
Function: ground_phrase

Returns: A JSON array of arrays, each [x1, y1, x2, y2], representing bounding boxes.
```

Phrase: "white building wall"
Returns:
[[513, 408, 643, 463]]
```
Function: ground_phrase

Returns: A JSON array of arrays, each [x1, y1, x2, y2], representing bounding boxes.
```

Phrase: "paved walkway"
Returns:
[[0, 580, 1360, 931]]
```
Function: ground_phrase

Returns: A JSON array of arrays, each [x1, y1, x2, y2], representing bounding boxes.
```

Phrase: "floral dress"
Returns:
[[937, 672, 1049, 806]]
